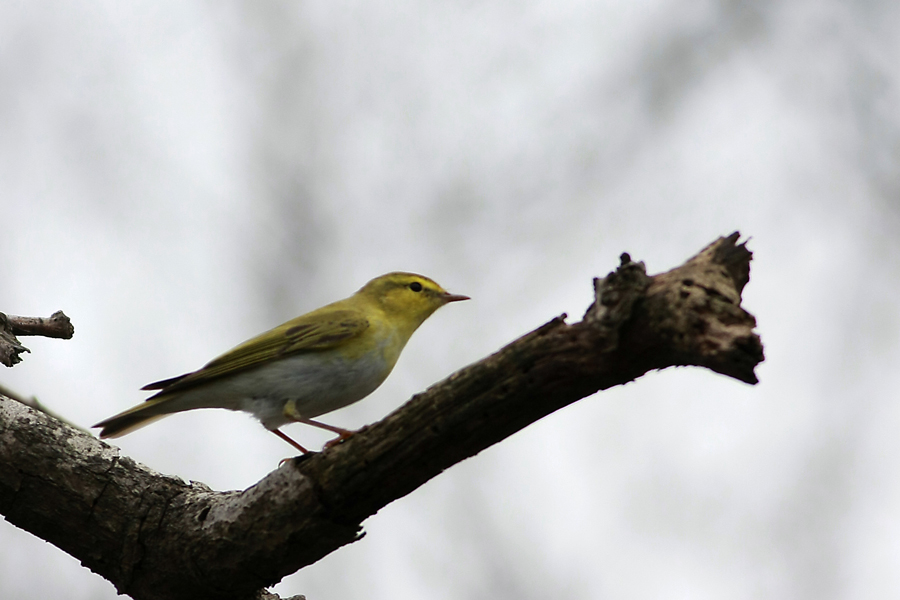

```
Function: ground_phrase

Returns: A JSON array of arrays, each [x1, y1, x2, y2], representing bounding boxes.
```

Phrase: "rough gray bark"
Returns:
[[0, 233, 763, 600]]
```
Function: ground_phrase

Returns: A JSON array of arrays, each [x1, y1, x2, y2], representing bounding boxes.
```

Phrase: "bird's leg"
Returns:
[[271, 428, 309, 454], [284, 400, 356, 449], [295, 417, 354, 437], [298, 417, 357, 449]]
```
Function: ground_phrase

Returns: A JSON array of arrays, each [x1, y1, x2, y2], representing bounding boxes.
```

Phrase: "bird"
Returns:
[[93, 272, 468, 453]]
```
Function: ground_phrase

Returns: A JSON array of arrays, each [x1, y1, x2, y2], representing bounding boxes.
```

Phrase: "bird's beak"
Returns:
[[442, 292, 470, 303]]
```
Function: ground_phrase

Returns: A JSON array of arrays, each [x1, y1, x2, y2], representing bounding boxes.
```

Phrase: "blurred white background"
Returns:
[[2, 1, 899, 598]]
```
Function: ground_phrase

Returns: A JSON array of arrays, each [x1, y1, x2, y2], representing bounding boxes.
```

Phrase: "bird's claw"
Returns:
[[324, 430, 355, 449]]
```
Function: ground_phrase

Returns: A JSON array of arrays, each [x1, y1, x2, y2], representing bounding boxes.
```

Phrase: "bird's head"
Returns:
[[357, 272, 469, 333]]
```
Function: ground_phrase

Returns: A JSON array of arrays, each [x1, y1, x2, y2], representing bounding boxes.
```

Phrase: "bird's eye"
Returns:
[[409, 282, 423, 292]]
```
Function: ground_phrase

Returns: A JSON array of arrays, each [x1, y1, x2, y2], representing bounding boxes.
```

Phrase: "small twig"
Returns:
[[0, 383, 89, 433], [0, 310, 74, 367], [7, 310, 75, 339]]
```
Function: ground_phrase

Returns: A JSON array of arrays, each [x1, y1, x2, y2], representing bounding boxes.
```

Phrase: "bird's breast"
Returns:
[[231, 343, 395, 426]]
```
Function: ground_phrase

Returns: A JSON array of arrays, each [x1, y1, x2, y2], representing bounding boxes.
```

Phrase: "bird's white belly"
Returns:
[[171, 349, 392, 430]]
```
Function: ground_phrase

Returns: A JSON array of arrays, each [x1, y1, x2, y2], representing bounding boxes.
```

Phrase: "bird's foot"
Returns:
[[323, 429, 356, 449]]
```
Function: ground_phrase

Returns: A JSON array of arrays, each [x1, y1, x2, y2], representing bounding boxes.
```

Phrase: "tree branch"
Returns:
[[0, 384, 89, 433], [0, 310, 74, 367], [0, 234, 763, 600], [6, 310, 75, 339]]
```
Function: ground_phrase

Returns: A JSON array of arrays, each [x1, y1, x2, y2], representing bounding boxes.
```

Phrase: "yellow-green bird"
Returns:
[[93, 272, 468, 453]]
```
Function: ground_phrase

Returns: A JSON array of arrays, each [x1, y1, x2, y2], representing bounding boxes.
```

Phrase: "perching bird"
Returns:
[[93, 272, 468, 453]]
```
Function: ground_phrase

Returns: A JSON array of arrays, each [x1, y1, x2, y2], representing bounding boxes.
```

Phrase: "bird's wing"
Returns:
[[142, 308, 370, 395]]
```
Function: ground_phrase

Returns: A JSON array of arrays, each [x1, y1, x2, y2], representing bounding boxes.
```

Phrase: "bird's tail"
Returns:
[[93, 397, 175, 438]]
